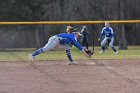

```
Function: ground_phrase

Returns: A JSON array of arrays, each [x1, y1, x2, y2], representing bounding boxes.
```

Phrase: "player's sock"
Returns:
[[101, 46, 105, 51], [32, 48, 43, 57], [112, 47, 117, 52], [66, 49, 73, 62]]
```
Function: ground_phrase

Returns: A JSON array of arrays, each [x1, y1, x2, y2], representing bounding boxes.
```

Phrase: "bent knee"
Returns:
[[109, 44, 114, 47]]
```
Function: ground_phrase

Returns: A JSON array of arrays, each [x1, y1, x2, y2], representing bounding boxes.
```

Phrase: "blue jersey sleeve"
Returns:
[[71, 38, 83, 51], [109, 27, 114, 38], [99, 28, 105, 39], [57, 33, 83, 51]]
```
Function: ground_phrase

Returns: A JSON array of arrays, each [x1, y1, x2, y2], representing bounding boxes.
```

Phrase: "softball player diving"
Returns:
[[98, 22, 118, 54], [29, 26, 92, 65]]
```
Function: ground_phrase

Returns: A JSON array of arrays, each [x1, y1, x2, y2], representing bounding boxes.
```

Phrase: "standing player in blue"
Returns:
[[29, 26, 92, 65], [98, 22, 118, 54]]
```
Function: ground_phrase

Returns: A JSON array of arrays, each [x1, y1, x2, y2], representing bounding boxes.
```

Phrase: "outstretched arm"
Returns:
[[71, 37, 93, 58], [98, 29, 104, 41], [72, 41, 92, 58], [81, 48, 91, 58]]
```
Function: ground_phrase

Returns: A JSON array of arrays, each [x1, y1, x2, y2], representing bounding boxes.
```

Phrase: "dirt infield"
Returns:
[[0, 59, 140, 93]]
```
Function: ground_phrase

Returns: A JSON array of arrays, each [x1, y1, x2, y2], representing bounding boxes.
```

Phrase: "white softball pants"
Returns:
[[42, 35, 71, 52], [101, 37, 114, 48]]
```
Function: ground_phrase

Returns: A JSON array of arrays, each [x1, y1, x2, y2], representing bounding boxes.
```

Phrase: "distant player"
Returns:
[[98, 22, 118, 54], [80, 26, 89, 49], [29, 26, 94, 65]]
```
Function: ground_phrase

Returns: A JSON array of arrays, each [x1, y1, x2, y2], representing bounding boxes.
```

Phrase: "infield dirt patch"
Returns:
[[0, 59, 140, 93]]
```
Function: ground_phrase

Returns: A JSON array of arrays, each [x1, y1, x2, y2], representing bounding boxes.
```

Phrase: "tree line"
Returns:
[[0, 0, 139, 49]]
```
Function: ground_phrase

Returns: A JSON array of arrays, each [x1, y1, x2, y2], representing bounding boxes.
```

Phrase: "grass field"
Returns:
[[0, 46, 139, 61]]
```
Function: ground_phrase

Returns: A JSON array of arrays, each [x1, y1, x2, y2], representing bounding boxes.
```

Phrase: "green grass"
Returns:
[[93, 46, 140, 59], [0, 46, 139, 61]]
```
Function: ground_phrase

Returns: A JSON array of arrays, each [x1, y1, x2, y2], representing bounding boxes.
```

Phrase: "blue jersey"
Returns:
[[99, 27, 114, 39], [57, 33, 83, 51]]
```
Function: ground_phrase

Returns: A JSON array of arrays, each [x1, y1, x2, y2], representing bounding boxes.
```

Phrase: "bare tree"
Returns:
[[118, 0, 127, 50]]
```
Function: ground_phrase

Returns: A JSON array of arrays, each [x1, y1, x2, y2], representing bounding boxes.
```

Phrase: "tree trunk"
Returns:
[[118, 0, 127, 50], [119, 25, 127, 49]]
